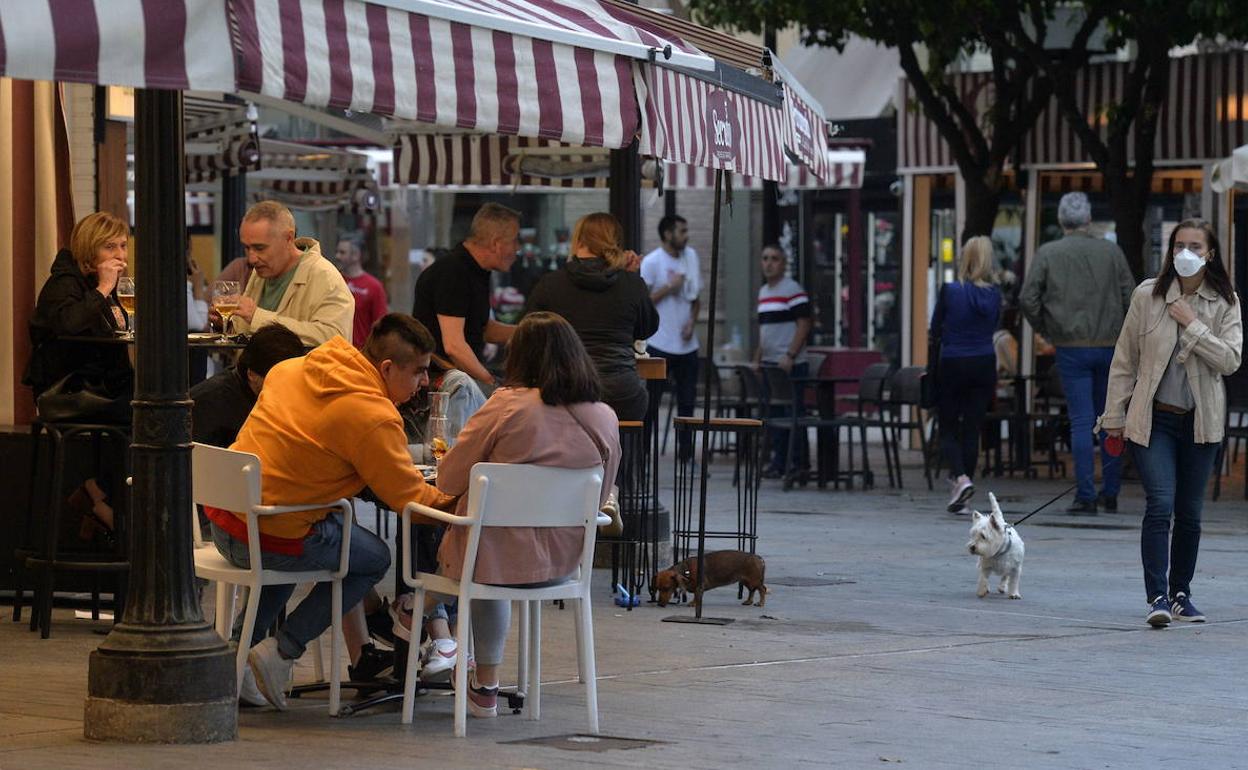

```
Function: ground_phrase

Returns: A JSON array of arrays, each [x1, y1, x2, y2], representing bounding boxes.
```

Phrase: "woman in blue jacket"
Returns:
[[931, 236, 1002, 512]]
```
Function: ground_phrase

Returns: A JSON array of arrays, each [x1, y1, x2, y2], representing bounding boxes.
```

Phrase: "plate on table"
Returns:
[[188, 332, 219, 340]]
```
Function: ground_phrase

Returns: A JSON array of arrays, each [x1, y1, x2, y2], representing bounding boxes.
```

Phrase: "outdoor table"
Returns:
[[62, 333, 250, 351]]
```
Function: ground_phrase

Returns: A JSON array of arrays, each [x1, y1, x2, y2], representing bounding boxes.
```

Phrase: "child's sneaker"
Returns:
[[1170, 592, 1206, 622], [419, 637, 459, 682], [466, 672, 498, 718]]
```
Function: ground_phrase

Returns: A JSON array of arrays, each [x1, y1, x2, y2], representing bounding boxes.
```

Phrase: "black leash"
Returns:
[[1011, 483, 1079, 527]]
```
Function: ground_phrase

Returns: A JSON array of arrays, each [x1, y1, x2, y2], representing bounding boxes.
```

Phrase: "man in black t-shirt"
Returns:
[[412, 203, 521, 385]]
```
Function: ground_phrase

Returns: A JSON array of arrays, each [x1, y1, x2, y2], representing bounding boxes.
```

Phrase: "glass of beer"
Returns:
[[211, 280, 241, 342], [116, 277, 136, 339], [428, 417, 449, 467]]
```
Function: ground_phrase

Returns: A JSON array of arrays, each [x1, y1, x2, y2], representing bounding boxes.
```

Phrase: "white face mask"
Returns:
[[1173, 248, 1207, 278]]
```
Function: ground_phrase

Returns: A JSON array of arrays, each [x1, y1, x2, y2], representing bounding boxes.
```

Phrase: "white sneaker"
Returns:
[[239, 665, 268, 707], [420, 637, 459, 682], [947, 475, 974, 513], [247, 637, 295, 711], [389, 594, 416, 642]]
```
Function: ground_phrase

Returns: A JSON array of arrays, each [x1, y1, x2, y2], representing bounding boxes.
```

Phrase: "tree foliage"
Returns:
[[691, 0, 1248, 278]]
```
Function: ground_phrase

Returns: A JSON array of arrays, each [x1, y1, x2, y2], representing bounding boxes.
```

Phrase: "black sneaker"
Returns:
[[366, 603, 399, 649], [1067, 498, 1098, 515], [1146, 595, 1172, 627], [1170, 592, 1206, 622], [1096, 495, 1117, 512], [348, 643, 394, 682]]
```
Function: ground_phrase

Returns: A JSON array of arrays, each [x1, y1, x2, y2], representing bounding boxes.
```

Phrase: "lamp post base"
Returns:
[[84, 625, 237, 743]]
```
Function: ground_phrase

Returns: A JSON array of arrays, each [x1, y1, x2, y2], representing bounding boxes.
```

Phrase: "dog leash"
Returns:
[[1010, 483, 1079, 527]]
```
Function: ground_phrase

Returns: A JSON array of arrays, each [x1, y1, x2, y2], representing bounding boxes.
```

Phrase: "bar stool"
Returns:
[[12, 420, 131, 638], [670, 417, 763, 567], [599, 421, 658, 610]]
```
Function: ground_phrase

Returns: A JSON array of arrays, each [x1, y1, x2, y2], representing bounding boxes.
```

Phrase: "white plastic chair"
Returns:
[[399, 462, 606, 737], [190, 442, 353, 715]]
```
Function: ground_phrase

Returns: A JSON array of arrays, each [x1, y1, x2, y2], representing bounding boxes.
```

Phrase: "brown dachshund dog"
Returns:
[[653, 550, 767, 609]]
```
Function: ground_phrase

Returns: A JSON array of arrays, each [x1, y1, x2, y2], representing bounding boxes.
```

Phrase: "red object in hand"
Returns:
[[1104, 434, 1125, 457]]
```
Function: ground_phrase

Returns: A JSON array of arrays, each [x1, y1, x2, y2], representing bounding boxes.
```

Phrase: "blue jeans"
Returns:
[[1055, 347, 1121, 502], [211, 512, 391, 659], [1130, 411, 1219, 602]]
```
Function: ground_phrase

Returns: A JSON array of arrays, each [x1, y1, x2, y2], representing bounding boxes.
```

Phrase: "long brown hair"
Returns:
[[69, 212, 129, 275], [504, 312, 601, 405], [1154, 218, 1235, 304], [572, 212, 627, 270]]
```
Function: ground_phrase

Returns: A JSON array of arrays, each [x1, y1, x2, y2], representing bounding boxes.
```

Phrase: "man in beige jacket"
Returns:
[[230, 201, 354, 345]]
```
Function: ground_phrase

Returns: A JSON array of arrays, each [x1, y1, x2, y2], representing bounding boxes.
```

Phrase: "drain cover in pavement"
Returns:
[[769, 575, 856, 587], [501, 734, 665, 752]]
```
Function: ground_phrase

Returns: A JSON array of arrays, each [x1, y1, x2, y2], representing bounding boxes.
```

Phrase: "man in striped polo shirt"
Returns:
[[755, 245, 813, 477]]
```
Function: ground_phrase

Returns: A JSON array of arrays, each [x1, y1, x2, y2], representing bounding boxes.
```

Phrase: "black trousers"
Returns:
[[935, 354, 996, 479], [650, 347, 699, 462]]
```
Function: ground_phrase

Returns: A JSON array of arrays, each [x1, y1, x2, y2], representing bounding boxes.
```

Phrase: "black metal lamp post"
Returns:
[[83, 88, 237, 743]]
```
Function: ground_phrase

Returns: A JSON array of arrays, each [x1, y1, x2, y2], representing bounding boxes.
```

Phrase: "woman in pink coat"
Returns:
[[433, 311, 621, 718]]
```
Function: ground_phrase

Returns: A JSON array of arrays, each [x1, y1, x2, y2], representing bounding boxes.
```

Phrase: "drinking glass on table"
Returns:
[[428, 417, 449, 467], [116, 277, 136, 339], [211, 280, 241, 342]]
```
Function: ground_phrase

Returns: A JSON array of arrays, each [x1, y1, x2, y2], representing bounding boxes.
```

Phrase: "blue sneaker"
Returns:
[[1146, 595, 1172, 627], [1170, 593, 1206, 623]]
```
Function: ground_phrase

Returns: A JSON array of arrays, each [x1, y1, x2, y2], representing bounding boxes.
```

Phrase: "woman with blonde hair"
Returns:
[[25, 211, 133, 400], [23, 211, 135, 543], [929, 235, 1002, 512], [524, 212, 658, 420]]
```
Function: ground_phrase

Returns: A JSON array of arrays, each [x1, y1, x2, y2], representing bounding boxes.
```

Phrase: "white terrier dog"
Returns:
[[966, 492, 1024, 599]]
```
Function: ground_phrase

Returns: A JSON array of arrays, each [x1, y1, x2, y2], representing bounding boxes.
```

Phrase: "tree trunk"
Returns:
[[961, 175, 1003, 243], [1108, 179, 1149, 282]]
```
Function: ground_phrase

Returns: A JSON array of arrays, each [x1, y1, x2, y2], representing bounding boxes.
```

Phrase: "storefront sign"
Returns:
[[706, 90, 739, 164]]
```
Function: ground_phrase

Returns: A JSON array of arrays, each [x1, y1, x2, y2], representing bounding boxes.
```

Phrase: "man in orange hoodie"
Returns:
[[206, 314, 453, 709]]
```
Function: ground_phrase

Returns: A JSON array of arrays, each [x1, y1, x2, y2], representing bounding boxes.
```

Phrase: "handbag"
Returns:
[[921, 284, 946, 410], [564, 406, 622, 537], [36, 372, 131, 425]]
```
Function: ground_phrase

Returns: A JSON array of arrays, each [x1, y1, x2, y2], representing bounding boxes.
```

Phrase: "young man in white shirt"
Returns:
[[640, 214, 700, 462]]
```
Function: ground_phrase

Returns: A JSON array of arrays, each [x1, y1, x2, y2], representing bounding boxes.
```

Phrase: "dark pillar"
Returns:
[[761, 26, 780, 250], [84, 89, 237, 743], [610, 140, 642, 249], [846, 188, 865, 347], [220, 169, 246, 269]]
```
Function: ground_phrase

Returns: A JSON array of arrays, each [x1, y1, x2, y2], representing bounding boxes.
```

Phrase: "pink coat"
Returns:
[[435, 387, 621, 584]]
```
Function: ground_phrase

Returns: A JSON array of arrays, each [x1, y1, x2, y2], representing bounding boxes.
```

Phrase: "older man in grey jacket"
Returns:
[[1021, 192, 1136, 514]]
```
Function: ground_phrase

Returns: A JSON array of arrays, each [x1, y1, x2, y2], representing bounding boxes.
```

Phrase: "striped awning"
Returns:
[[0, 0, 711, 150], [665, 149, 865, 191], [898, 51, 1248, 173], [393, 133, 862, 191], [185, 108, 262, 184], [640, 65, 788, 182]]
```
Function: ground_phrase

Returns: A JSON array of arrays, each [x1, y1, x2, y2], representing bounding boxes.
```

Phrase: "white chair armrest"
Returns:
[[402, 501, 474, 527], [595, 513, 612, 526], [400, 502, 475, 587], [253, 501, 349, 516]]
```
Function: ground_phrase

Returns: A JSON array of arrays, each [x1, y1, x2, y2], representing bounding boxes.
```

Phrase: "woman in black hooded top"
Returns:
[[524, 212, 659, 421]]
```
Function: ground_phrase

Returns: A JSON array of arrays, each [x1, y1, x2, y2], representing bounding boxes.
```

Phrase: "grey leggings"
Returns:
[[469, 576, 570, 667]]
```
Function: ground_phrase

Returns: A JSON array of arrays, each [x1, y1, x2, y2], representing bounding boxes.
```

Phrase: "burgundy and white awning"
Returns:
[[665, 149, 865, 191], [639, 65, 788, 182], [0, 0, 711, 150], [395, 134, 609, 189]]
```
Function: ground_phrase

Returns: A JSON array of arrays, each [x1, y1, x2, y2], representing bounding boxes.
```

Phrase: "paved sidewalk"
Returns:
[[2, 452, 1246, 769]]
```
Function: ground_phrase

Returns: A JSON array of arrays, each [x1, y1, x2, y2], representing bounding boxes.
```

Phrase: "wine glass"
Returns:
[[116, 277, 136, 339], [211, 280, 241, 342]]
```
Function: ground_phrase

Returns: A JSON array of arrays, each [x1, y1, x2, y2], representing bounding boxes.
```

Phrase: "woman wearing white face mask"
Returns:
[[1098, 218, 1242, 627]]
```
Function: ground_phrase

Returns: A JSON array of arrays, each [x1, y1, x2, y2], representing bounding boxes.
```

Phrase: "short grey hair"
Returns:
[[1057, 192, 1092, 230]]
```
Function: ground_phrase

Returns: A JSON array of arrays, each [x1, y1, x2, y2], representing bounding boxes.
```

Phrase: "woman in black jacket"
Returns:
[[524, 212, 659, 421], [24, 211, 133, 402]]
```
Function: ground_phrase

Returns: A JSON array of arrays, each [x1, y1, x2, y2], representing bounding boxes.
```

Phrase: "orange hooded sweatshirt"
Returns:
[[225, 336, 450, 540]]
